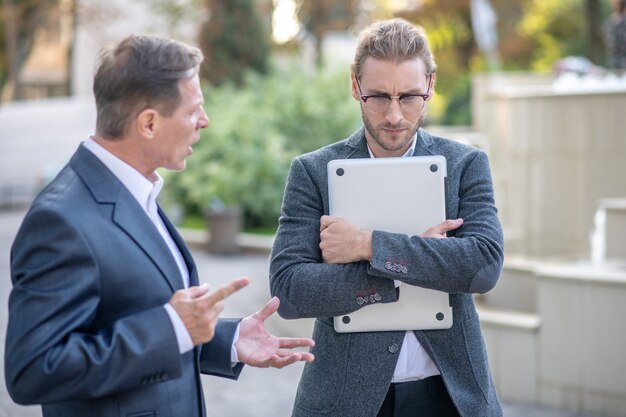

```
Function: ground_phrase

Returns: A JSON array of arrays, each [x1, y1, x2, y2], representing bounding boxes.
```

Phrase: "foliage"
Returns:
[[199, 0, 271, 86], [438, 74, 471, 126], [262, 62, 360, 155], [518, 0, 588, 72], [162, 62, 361, 229]]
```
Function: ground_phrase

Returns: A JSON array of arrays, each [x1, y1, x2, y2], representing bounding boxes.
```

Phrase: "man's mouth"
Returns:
[[382, 127, 406, 135]]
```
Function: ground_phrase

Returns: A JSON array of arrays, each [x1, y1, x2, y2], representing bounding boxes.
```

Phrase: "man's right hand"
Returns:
[[421, 218, 464, 238], [168, 277, 250, 346]]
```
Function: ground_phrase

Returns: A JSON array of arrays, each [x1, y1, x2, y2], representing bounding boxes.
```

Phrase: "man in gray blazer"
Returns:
[[5, 35, 314, 417], [270, 19, 503, 416]]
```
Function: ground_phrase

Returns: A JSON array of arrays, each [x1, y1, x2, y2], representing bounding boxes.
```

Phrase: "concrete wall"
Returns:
[[479, 198, 626, 416], [475, 74, 626, 414], [473, 74, 626, 258]]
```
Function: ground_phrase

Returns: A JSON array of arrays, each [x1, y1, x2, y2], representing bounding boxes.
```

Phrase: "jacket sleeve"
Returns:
[[5, 208, 182, 405], [199, 318, 244, 379], [369, 151, 504, 294], [269, 157, 398, 320]]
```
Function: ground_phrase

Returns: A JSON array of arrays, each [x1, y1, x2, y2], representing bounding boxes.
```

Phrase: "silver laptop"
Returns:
[[328, 156, 453, 333]]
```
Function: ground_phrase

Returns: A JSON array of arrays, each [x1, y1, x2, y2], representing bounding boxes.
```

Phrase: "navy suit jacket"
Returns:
[[6, 144, 243, 417], [270, 127, 504, 417]]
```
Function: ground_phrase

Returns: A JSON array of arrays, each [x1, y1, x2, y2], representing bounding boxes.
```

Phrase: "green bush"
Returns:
[[439, 74, 472, 126], [162, 62, 361, 229]]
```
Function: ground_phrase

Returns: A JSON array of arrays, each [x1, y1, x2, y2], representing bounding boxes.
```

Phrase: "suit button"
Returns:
[[388, 343, 399, 354]]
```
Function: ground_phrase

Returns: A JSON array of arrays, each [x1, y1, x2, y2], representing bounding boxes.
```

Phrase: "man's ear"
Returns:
[[135, 108, 158, 139], [350, 72, 360, 102]]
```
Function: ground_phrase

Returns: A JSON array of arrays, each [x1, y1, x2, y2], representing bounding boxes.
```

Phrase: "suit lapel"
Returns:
[[112, 200, 185, 292], [158, 205, 199, 287], [345, 127, 371, 159], [412, 128, 437, 156], [70, 144, 185, 293]]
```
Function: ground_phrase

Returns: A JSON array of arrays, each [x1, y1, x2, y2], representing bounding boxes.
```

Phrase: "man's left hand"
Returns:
[[236, 297, 315, 368]]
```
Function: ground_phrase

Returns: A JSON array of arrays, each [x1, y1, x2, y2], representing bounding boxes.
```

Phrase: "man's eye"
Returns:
[[400, 96, 420, 103], [369, 96, 389, 104]]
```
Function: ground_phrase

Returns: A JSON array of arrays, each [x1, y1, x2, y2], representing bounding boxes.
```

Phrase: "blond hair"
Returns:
[[351, 18, 437, 79]]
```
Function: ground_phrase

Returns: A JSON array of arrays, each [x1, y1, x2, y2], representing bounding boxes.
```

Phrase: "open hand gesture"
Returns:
[[236, 297, 315, 368]]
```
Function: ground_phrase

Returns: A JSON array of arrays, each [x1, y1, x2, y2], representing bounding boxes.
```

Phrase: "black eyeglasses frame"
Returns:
[[355, 74, 433, 113]]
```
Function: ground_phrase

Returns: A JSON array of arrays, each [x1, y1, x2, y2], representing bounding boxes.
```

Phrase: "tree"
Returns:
[[296, 0, 356, 67], [585, 0, 606, 65], [0, 0, 70, 101], [198, 0, 271, 86]]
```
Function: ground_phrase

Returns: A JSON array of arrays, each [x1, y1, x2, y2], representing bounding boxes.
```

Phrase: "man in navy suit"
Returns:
[[5, 34, 314, 417]]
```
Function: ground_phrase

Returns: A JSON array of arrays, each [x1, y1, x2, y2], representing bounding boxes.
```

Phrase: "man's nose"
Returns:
[[385, 98, 403, 125], [199, 109, 209, 129]]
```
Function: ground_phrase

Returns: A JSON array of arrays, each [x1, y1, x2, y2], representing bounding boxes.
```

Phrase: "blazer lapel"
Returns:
[[158, 205, 199, 287], [70, 144, 185, 293], [412, 128, 437, 156], [112, 200, 185, 292], [345, 127, 371, 159]]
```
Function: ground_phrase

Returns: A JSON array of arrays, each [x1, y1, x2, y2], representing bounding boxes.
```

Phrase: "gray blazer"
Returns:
[[6, 145, 243, 417], [270, 127, 504, 417]]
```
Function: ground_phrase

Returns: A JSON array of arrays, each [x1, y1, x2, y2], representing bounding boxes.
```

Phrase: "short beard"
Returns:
[[361, 110, 426, 153]]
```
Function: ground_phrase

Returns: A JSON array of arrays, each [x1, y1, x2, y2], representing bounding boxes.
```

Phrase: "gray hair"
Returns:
[[93, 35, 204, 139]]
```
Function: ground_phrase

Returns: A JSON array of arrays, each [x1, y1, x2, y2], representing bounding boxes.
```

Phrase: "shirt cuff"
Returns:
[[164, 303, 194, 354], [394, 280, 401, 288], [231, 323, 241, 364]]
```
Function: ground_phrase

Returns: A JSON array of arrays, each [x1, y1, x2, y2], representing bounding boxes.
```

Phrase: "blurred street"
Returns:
[[0, 207, 595, 417]]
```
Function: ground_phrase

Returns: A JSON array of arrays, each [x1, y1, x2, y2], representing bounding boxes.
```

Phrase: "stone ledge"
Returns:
[[178, 227, 274, 253], [536, 260, 626, 285], [476, 303, 542, 330]]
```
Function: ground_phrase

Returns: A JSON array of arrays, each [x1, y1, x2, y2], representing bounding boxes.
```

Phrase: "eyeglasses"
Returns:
[[356, 75, 432, 114]]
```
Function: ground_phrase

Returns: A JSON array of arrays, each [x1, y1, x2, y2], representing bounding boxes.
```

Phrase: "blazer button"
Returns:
[[388, 343, 399, 354]]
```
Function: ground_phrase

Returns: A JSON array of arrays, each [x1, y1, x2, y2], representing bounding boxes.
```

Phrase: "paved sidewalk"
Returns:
[[0, 208, 596, 417]]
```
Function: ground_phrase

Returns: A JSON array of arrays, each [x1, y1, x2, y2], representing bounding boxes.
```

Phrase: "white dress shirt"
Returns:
[[83, 138, 239, 360], [366, 135, 441, 383]]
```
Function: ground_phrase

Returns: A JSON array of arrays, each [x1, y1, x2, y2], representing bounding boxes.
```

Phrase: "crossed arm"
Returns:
[[318, 215, 464, 264], [270, 152, 503, 320]]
